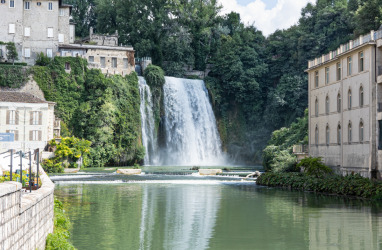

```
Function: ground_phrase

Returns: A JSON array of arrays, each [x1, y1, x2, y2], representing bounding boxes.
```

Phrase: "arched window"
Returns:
[[315, 98, 319, 117], [326, 125, 330, 145], [337, 124, 341, 145], [360, 120, 364, 142], [337, 93, 341, 112], [348, 89, 352, 109], [315, 125, 319, 145], [348, 122, 352, 143], [359, 86, 364, 107], [325, 95, 329, 114]]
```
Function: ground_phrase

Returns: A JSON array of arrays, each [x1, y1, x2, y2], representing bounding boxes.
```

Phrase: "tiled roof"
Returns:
[[0, 91, 48, 103]]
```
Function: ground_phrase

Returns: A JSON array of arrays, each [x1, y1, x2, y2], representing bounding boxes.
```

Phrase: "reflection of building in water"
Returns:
[[139, 184, 221, 249], [308, 207, 382, 249]]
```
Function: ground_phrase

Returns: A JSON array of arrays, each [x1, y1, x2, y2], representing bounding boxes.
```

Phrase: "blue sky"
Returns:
[[218, 0, 314, 36]]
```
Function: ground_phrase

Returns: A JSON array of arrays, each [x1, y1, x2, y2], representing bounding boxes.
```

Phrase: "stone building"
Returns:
[[307, 30, 382, 179], [0, 91, 57, 153], [0, 0, 75, 65]]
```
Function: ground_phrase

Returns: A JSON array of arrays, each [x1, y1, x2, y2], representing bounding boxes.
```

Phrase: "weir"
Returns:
[[139, 76, 225, 166]]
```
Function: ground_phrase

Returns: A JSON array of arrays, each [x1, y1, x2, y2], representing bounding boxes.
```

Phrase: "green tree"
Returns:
[[6, 42, 18, 65]]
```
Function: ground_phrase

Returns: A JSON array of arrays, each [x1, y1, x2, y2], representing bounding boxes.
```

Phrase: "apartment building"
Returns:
[[0, 92, 57, 153], [0, 0, 75, 65], [307, 30, 382, 179]]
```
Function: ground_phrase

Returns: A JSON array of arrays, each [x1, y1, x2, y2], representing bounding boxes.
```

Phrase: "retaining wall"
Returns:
[[0, 169, 54, 250]]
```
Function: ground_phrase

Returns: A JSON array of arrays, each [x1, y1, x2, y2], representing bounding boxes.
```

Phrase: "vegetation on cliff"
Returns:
[[33, 57, 144, 167]]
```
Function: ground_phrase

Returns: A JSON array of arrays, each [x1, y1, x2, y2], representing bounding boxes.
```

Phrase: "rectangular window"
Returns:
[[48, 2, 52, 10], [9, 0, 14, 8], [9, 23, 15, 34], [47, 28, 53, 38], [31, 111, 41, 125], [112, 57, 117, 68], [24, 48, 30, 58], [88, 56, 94, 63], [336, 62, 341, 81], [1, 0, 5, 4], [325, 67, 329, 84], [7, 110, 16, 125], [59, 9, 65, 16], [37, 2, 41, 6], [24, 1, 30, 9], [359, 51, 364, 72], [58, 34, 64, 43], [47, 48, 53, 58], [123, 58, 128, 69], [6, 130, 19, 141], [100, 57, 105, 68], [30, 130, 42, 141], [24, 27, 30, 37], [348, 56, 352, 76], [314, 71, 319, 88]]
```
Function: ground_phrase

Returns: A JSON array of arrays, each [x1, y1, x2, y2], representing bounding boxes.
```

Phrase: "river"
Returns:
[[53, 172, 382, 250]]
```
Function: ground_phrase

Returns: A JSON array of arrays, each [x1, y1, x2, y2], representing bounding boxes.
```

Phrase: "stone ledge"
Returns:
[[0, 182, 22, 199], [116, 169, 142, 175], [199, 169, 223, 176]]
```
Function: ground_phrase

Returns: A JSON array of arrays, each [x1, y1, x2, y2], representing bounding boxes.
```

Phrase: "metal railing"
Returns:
[[1, 149, 40, 192]]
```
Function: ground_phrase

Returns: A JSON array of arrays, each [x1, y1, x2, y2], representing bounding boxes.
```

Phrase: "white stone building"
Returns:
[[307, 30, 382, 179], [0, 0, 75, 65], [0, 92, 56, 153]]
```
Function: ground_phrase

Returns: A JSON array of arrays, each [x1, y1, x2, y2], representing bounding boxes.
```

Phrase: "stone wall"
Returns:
[[0, 169, 55, 250]]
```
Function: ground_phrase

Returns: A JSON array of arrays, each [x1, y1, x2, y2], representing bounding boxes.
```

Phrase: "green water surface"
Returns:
[[54, 174, 382, 250]]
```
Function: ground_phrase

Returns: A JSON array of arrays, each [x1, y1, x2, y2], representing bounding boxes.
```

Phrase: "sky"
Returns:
[[218, 0, 315, 36]]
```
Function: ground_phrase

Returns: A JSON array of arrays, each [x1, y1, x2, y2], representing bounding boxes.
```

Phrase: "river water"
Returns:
[[53, 173, 382, 250]]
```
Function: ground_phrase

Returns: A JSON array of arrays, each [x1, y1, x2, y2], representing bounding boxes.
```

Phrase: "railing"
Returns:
[[308, 30, 382, 69], [1, 149, 41, 192]]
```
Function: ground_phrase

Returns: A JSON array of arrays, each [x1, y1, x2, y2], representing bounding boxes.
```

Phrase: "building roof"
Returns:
[[0, 92, 49, 104], [59, 43, 134, 51]]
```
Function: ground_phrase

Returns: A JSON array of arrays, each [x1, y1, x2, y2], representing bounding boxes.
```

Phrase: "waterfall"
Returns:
[[139, 77, 158, 165], [139, 76, 225, 166], [161, 77, 224, 166]]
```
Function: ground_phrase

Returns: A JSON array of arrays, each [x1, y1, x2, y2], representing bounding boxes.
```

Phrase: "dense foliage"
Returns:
[[256, 172, 382, 200], [0, 65, 30, 88], [63, 0, 382, 163], [42, 137, 92, 173], [263, 110, 308, 172], [297, 157, 333, 177], [46, 198, 76, 250], [33, 57, 144, 167]]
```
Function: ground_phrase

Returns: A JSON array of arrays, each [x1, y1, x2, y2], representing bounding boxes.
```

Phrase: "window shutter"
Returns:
[[9, 24, 15, 34], [30, 111, 33, 125], [38, 131, 42, 141], [47, 28, 53, 38], [58, 34, 64, 43], [29, 131, 33, 141], [39, 111, 42, 125], [15, 131, 18, 141], [6, 130, 9, 133], [6, 110, 10, 125], [15, 111, 19, 125], [24, 27, 30, 37]]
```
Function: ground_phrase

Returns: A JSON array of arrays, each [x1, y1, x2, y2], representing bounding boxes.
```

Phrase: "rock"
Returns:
[[198, 169, 223, 176], [116, 169, 142, 175]]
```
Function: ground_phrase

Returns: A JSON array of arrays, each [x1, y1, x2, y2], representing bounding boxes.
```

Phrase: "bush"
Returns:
[[297, 157, 333, 177], [256, 172, 382, 200], [46, 198, 76, 250], [35, 52, 52, 66]]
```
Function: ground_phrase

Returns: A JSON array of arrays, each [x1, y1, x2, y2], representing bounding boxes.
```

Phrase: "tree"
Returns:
[[6, 42, 18, 65]]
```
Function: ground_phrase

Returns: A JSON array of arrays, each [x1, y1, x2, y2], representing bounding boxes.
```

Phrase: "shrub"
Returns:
[[35, 52, 52, 66], [297, 157, 333, 177]]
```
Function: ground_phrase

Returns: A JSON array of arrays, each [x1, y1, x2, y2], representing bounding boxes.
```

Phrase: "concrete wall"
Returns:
[[0, 169, 54, 250], [308, 43, 376, 178], [86, 49, 135, 76]]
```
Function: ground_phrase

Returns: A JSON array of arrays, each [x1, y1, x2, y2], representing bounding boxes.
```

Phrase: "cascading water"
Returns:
[[160, 77, 224, 166], [139, 76, 225, 166], [139, 77, 159, 165]]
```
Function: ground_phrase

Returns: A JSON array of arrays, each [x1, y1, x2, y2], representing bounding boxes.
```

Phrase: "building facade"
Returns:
[[0, 0, 75, 65], [0, 92, 57, 153], [307, 30, 382, 179]]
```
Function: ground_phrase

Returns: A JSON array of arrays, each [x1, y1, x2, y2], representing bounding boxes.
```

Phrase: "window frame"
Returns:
[[112, 57, 117, 68], [315, 98, 319, 117], [24, 48, 31, 58], [360, 86, 364, 107], [348, 89, 352, 110], [325, 95, 329, 115], [359, 51, 364, 72], [315, 126, 319, 146], [9, 0, 14, 8], [348, 122, 352, 143], [336, 62, 341, 81], [48, 2, 53, 10], [359, 121, 364, 142], [347, 56, 352, 76], [337, 124, 341, 145], [326, 125, 330, 146], [325, 67, 329, 84], [337, 93, 341, 112], [314, 71, 319, 88], [100, 57, 106, 68]]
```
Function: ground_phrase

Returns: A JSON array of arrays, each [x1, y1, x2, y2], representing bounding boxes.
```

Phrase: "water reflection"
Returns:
[[55, 180, 382, 250]]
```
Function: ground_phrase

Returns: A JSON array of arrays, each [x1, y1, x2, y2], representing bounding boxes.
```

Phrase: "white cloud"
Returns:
[[218, 0, 315, 36]]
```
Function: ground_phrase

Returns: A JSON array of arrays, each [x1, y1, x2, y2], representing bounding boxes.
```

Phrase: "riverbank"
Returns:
[[256, 172, 382, 200]]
